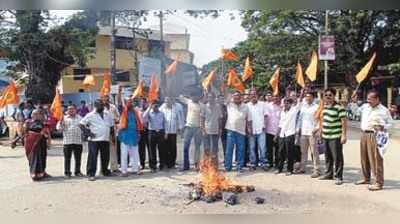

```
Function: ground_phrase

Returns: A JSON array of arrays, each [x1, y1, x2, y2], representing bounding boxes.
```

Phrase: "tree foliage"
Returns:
[[203, 10, 400, 94]]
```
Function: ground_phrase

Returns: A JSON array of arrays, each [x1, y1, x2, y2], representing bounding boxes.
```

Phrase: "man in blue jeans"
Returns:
[[224, 92, 252, 173], [200, 93, 223, 167], [179, 95, 203, 171], [247, 91, 268, 171]]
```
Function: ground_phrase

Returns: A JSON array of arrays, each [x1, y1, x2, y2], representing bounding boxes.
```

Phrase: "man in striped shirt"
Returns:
[[319, 88, 348, 185]]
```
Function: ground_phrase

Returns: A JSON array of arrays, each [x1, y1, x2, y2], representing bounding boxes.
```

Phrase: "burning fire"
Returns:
[[198, 157, 234, 196], [185, 156, 255, 204]]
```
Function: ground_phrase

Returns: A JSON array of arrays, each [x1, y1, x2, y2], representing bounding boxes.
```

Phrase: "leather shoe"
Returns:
[[319, 175, 333, 180], [355, 180, 370, 185], [311, 173, 320, 178], [335, 179, 343, 185], [368, 184, 383, 191]]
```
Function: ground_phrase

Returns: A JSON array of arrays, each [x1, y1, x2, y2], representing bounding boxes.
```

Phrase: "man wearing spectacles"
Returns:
[[318, 88, 347, 185]]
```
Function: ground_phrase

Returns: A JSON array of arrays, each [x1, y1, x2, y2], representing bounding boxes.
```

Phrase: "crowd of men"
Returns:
[[12, 86, 393, 191]]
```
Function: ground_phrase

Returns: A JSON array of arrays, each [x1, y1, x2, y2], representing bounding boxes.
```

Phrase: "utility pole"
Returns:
[[159, 10, 166, 97], [324, 10, 329, 89], [110, 10, 117, 85]]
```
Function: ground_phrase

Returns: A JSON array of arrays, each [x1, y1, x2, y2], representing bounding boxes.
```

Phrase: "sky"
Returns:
[[51, 10, 248, 67]]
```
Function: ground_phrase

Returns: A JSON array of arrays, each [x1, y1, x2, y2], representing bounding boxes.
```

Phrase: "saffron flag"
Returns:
[[82, 75, 96, 89], [295, 62, 305, 88], [132, 80, 145, 99], [148, 75, 159, 103], [202, 69, 217, 91], [269, 67, 280, 96], [50, 90, 63, 121], [242, 56, 253, 82], [314, 99, 325, 122], [227, 69, 245, 93], [356, 52, 376, 83], [221, 49, 238, 61], [305, 50, 318, 81], [165, 59, 178, 76], [99, 72, 111, 96], [0, 81, 19, 108]]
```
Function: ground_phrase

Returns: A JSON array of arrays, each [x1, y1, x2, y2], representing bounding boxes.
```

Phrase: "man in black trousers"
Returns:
[[80, 99, 114, 181], [143, 102, 166, 172], [57, 105, 84, 178]]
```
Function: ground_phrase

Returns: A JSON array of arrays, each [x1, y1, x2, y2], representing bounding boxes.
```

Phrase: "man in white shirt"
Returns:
[[102, 94, 120, 173], [179, 95, 203, 171], [355, 90, 393, 191], [275, 98, 301, 175], [225, 92, 252, 173], [247, 91, 268, 170], [80, 99, 114, 181], [160, 97, 184, 169], [200, 93, 223, 167], [57, 104, 83, 178], [297, 92, 320, 177]]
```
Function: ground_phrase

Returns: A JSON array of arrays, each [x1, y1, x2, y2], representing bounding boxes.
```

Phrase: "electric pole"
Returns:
[[110, 10, 117, 85], [324, 10, 329, 89], [159, 11, 166, 97]]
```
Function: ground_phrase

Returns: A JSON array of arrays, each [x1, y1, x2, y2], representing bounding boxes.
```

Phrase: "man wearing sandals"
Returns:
[[118, 97, 144, 177], [355, 90, 393, 191]]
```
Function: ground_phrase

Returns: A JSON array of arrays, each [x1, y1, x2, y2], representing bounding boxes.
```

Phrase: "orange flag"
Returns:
[[50, 89, 63, 121], [100, 72, 111, 96], [269, 67, 280, 96], [165, 59, 178, 76], [356, 52, 376, 83], [132, 80, 145, 99], [0, 81, 19, 108], [227, 69, 245, 93], [295, 62, 305, 88], [202, 69, 217, 91], [305, 50, 318, 81], [314, 99, 325, 122], [242, 56, 253, 82], [82, 75, 96, 89], [221, 49, 238, 61], [148, 75, 159, 103]]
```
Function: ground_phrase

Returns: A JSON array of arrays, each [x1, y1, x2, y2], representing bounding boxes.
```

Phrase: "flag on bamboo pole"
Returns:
[[0, 81, 19, 108], [221, 49, 238, 61], [227, 69, 245, 93], [305, 50, 318, 81], [99, 72, 111, 96], [148, 75, 159, 103], [132, 80, 145, 99], [295, 62, 305, 88], [50, 89, 63, 121], [269, 67, 280, 96], [202, 69, 217, 91], [82, 75, 96, 89], [165, 59, 178, 76], [242, 56, 253, 82], [356, 52, 376, 83]]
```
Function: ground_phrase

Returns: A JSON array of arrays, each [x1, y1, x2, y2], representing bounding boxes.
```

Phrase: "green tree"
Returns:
[[0, 10, 98, 103], [203, 10, 400, 95]]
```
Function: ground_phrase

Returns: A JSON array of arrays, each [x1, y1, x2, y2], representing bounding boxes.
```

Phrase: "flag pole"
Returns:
[[221, 46, 225, 96]]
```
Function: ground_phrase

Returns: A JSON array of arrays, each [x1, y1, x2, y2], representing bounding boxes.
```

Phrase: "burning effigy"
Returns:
[[184, 157, 255, 205]]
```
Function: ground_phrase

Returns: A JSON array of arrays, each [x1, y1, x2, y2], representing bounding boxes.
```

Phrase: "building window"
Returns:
[[73, 68, 91, 80], [115, 36, 133, 50], [115, 70, 130, 82]]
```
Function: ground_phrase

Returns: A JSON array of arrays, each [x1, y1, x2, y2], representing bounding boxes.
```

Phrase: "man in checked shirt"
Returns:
[[57, 104, 84, 178]]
